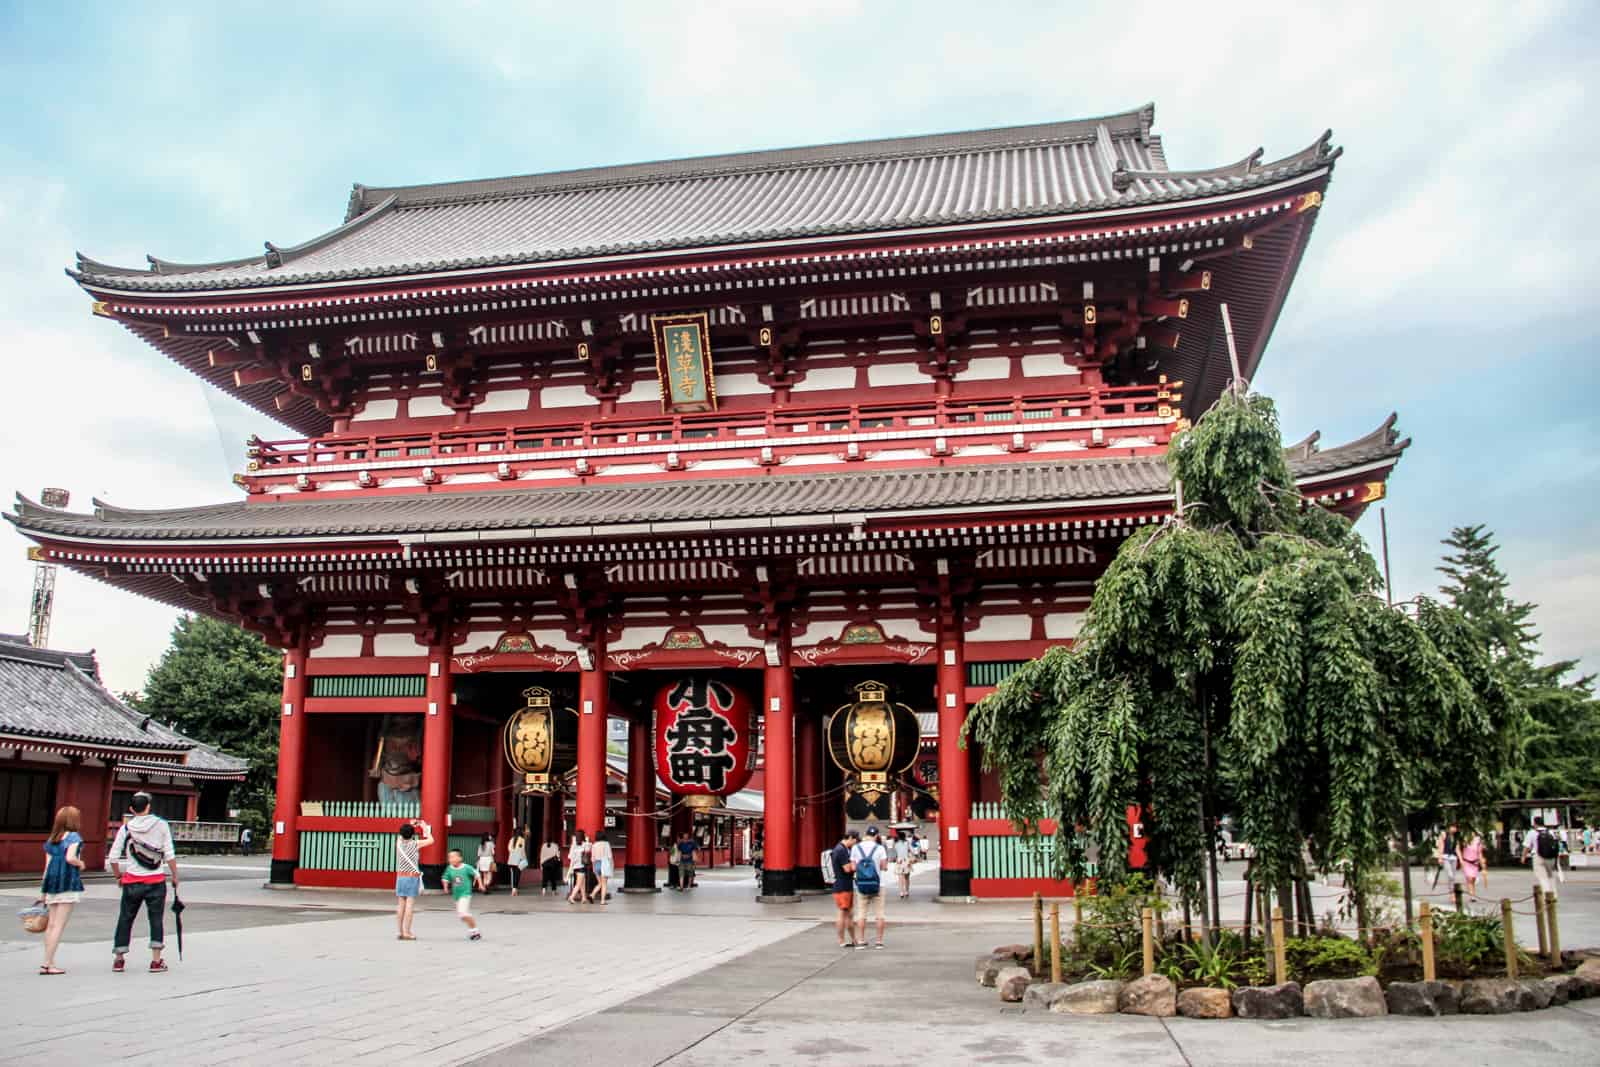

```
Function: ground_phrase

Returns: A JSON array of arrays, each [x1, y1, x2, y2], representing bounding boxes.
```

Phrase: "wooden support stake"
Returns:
[[1547, 894, 1561, 963], [1033, 892, 1044, 976], [1073, 889, 1084, 953], [1271, 907, 1288, 986], [1419, 901, 1436, 982], [1050, 903, 1062, 984], [1533, 885, 1548, 957], [1242, 867, 1254, 953], [1453, 883, 1464, 914], [1141, 906, 1155, 978], [1501, 898, 1518, 979]]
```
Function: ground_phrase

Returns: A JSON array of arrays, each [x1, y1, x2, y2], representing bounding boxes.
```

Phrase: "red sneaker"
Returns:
[[149, 960, 169, 973], [112, 956, 125, 973]]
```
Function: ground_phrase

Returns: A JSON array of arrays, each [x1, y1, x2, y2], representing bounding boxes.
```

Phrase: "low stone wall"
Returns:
[[976, 949, 1600, 1020]]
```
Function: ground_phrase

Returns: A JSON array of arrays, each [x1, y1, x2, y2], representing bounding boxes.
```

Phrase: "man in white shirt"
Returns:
[[850, 825, 890, 949], [1523, 819, 1564, 899]]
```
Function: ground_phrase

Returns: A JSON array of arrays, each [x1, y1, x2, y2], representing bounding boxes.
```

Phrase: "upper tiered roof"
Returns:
[[70, 105, 1338, 293]]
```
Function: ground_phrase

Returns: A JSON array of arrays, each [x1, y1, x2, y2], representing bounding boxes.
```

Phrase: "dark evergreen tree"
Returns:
[[1437, 525, 1600, 802], [133, 614, 281, 830]]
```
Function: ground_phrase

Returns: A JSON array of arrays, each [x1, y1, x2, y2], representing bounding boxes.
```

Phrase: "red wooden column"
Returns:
[[623, 710, 658, 891], [760, 649, 799, 901], [419, 644, 454, 886], [794, 703, 826, 891], [269, 642, 309, 885], [575, 648, 608, 840], [937, 594, 972, 898], [542, 792, 564, 848]]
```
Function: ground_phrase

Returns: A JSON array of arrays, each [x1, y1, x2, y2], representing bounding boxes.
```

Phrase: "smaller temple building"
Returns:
[[0, 633, 248, 871]]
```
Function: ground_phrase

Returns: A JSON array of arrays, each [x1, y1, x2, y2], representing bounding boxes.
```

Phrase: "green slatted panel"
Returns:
[[966, 661, 1029, 687], [448, 804, 496, 823], [447, 834, 479, 861], [308, 675, 426, 698], [299, 831, 391, 871], [305, 799, 421, 819]]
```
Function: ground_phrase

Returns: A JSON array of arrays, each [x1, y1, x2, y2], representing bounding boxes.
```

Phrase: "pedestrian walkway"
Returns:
[[2, 862, 1596, 1065]]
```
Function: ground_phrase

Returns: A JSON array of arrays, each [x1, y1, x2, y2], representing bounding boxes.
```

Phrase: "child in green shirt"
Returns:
[[442, 849, 482, 940]]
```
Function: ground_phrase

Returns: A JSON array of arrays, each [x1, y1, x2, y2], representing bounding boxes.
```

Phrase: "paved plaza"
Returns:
[[2, 859, 1597, 1065]]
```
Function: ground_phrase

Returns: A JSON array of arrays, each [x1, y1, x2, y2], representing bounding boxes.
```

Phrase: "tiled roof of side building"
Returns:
[[0, 635, 191, 753], [69, 106, 1339, 292], [9, 419, 1406, 544]]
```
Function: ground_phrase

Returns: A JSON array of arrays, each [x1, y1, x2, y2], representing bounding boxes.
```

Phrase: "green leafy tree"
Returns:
[[1438, 525, 1600, 802], [965, 389, 1517, 926], [134, 614, 282, 829]]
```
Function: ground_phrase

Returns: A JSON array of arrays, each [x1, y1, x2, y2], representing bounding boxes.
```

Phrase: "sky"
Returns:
[[0, 1, 1595, 695]]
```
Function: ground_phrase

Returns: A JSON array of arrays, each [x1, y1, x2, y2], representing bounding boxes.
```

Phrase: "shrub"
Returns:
[[1081, 873, 1167, 961], [1284, 935, 1372, 980]]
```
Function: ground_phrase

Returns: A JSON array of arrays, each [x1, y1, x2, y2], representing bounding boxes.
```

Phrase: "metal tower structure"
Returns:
[[27, 488, 70, 647], [27, 550, 56, 647]]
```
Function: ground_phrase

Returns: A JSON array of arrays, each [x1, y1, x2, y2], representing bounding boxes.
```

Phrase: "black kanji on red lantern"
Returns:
[[662, 678, 738, 791]]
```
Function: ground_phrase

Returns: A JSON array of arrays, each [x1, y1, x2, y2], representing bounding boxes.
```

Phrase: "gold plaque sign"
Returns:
[[650, 312, 718, 413]]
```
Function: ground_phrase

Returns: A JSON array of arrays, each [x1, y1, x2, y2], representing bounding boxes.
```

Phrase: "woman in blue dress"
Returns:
[[39, 805, 86, 975]]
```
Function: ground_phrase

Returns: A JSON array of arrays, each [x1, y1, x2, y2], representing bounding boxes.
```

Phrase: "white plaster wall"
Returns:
[[957, 356, 1013, 381], [790, 367, 857, 393], [617, 380, 659, 405], [1021, 353, 1079, 378], [351, 398, 399, 422], [456, 630, 504, 654], [478, 388, 531, 413], [407, 394, 452, 419], [968, 614, 1034, 642], [715, 372, 767, 397], [866, 362, 924, 387], [311, 634, 364, 658], [373, 633, 427, 656], [540, 385, 595, 408], [1043, 612, 1085, 639]]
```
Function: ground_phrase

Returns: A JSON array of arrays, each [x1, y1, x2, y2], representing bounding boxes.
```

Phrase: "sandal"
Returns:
[[39, 966, 65, 975]]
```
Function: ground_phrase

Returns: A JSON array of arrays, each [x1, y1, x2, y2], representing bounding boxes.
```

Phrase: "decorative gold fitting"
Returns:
[[1242, 235, 1255, 250], [1177, 299, 1189, 319], [246, 460, 259, 472], [300, 363, 313, 381], [424, 353, 438, 372], [1298, 190, 1324, 213], [1083, 304, 1097, 325], [577, 342, 591, 360], [683, 794, 717, 812], [758, 326, 773, 347], [929, 314, 942, 336], [1158, 404, 1172, 418], [26, 546, 45, 562], [1201, 270, 1212, 290], [90, 300, 113, 318]]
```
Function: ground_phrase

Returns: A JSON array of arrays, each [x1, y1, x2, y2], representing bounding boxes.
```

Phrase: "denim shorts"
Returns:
[[395, 875, 421, 898]]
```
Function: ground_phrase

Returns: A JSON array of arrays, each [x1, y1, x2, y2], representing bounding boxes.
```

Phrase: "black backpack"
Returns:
[[1536, 830, 1561, 860]]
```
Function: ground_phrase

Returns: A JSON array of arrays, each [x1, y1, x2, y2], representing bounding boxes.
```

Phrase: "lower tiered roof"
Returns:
[[11, 418, 1405, 546]]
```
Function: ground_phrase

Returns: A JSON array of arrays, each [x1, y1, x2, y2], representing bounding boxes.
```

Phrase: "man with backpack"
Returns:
[[109, 792, 179, 973], [1523, 818, 1564, 898], [850, 825, 890, 950]]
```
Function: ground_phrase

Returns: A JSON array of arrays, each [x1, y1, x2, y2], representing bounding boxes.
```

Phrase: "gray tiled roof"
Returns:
[[9, 419, 1405, 544], [0, 637, 190, 753], [0, 635, 250, 774], [70, 106, 1339, 292]]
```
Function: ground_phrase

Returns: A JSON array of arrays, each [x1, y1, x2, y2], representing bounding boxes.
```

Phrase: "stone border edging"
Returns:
[[977, 952, 1600, 1019]]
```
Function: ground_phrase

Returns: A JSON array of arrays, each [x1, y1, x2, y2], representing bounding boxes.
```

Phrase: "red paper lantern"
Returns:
[[653, 677, 754, 810]]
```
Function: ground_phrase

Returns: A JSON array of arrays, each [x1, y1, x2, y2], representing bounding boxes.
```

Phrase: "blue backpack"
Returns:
[[854, 845, 881, 896]]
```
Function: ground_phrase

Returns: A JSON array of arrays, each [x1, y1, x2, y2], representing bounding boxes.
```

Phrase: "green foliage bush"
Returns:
[[1081, 874, 1166, 960]]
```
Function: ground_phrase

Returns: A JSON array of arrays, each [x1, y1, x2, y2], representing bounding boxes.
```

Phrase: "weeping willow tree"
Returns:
[[965, 389, 1516, 930]]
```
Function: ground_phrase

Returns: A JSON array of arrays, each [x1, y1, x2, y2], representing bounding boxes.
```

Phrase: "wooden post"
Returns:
[[1533, 885, 1548, 957], [1033, 892, 1045, 976], [1419, 901, 1436, 982], [1271, 907, 1288, 986], [1501, 898, 1518, 979], [1242, 870, 1255, 953], [1050, 903, 1062, 984], [1546, 894, 1561, 962], [1453, 882, 1464, 914], [1141, 906, 1155, 978], [1073, 889, 1084, 953]]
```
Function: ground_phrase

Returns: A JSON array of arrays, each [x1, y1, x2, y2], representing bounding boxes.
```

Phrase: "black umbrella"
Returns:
[[170, 890, 186, 960]]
